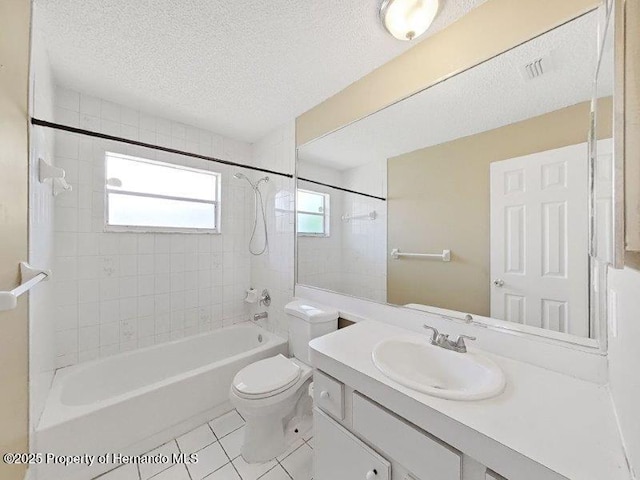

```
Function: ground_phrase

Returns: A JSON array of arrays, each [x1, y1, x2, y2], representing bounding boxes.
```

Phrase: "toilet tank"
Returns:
[[285, 300, 339, 364]]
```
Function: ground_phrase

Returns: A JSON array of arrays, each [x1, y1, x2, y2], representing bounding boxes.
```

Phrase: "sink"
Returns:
[[372, 336, 506, 401]]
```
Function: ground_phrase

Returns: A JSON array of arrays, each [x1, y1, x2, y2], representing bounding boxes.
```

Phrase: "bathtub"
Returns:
[[35, 323, 287, 480]]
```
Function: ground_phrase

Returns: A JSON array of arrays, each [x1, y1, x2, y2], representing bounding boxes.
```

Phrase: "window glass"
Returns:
[[297, 189, 329, 236], [105, 152, 219, 232], [297, 213, 325, 234], [297, 190, 324, 213]]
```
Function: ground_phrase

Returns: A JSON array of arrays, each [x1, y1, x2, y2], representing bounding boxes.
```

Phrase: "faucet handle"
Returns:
[[422, 325, 439, 344], [453, 334, 476, 351]]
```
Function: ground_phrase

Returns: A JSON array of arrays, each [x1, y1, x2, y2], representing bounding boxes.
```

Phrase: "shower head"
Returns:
[[233, 172, 268, 190]]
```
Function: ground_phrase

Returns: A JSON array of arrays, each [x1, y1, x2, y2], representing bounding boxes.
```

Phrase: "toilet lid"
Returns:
[[232, 354, 301, 397]]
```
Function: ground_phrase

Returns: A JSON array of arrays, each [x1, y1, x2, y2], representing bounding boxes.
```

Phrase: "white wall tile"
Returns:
[[80, 94, 101, 117], [46, 87, 275, 366]]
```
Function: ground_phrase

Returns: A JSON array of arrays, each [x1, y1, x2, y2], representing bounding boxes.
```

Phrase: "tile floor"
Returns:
[[94, 410, 313, 480]]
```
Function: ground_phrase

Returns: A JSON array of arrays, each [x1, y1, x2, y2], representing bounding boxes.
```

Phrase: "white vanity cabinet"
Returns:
[[315, 407, 391, 480], [313, 370, 506, 480]]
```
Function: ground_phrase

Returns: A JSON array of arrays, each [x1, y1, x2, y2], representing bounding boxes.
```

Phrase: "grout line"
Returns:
[[207, 421, 221, 442], [217, 433, 235, 463], [175, 437, 194, 480], [256, 463, 285, 480], [202, 460, 234, 480], [277, 440, 307, 462], [274, 460, 294, 480], [193, 438, 220, 454], [143, 440, 180, 480], [229, 459, 243, 479]]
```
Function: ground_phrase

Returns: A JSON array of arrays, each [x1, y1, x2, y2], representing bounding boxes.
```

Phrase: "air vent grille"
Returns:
[[519, 53, 555, 81], [524, 58, 545, 79]]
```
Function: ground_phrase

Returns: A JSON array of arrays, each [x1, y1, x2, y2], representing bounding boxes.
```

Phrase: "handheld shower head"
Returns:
[[233, 171, 270, 256], [233, 172, 269, 190]]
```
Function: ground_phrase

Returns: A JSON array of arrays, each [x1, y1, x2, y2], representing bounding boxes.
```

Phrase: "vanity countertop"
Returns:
[[309, 320, 630, 480]]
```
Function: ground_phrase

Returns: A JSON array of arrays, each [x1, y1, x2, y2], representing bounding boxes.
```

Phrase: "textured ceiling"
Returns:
[[34, 0, 487, 142], [299, 11, 614, 172]]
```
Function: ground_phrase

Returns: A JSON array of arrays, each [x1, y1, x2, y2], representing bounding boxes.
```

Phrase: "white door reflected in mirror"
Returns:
[[489, 143, 590, 337]]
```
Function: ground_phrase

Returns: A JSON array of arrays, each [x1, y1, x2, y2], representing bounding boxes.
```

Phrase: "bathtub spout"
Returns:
[[253, 312, 268, 322]]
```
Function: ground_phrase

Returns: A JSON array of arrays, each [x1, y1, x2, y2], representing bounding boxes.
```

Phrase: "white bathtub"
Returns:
[[35, 323, 287, 480]]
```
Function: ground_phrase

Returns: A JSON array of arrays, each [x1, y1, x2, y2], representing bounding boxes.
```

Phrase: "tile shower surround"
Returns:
[[49, 87, 295, 368], [298, 160, 387, 303]]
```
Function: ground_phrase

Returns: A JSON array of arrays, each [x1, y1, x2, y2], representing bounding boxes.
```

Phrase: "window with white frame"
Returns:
[[297, 188, 330, 236], [105, 152, 220, 232]]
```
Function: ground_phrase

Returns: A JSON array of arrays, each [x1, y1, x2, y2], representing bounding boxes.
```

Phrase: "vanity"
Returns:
[[308, 320, 628, 480], [294, 0, 635, 478]]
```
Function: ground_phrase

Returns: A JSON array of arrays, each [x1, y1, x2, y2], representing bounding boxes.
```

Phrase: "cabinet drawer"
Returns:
[[314, 407, 390, 480], [313, 370, 344, 419], [352, 393, 462, 480]]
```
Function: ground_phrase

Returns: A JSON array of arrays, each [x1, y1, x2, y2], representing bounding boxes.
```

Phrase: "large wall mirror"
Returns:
[[296, 4, 620, 346]]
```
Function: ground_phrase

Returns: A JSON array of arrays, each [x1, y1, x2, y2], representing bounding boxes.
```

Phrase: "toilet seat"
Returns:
[[232, 354, 302, 400]]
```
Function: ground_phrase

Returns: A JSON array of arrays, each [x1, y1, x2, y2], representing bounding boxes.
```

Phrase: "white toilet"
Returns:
[[229, 300, 338, 463]]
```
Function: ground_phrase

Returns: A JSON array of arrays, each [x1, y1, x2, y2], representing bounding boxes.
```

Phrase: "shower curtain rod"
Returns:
[[31, 118, 294, 179], [297, 177, 387, 202]]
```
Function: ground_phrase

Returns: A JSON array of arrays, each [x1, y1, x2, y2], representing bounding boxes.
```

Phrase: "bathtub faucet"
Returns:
[[253, 312, 268, 322]]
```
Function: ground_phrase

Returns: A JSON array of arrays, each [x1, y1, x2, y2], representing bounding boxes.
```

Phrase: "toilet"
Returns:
[[229, 300, 338, 463]]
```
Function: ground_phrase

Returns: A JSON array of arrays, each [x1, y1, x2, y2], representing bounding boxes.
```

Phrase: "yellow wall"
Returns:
[[296, 0, 600, 146], [0, 0, 31, 478], [625, 0, 640, 253], [387, 99, 613, 313]]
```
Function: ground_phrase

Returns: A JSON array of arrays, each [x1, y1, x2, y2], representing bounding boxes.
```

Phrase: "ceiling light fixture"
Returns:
[[380, 0, 440, 41]]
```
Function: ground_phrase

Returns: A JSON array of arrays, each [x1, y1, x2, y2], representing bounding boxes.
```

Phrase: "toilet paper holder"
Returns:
[[244, 288, 271, 307]]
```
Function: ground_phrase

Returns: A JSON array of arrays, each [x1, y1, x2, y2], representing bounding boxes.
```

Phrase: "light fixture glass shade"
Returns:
[[380, 0, 439, 41]]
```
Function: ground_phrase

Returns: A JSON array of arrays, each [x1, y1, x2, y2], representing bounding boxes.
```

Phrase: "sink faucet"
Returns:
[[423, 325, 476, 353]]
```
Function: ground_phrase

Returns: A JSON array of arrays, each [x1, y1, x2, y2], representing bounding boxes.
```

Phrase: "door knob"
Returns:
[[493, 279, 505, 287]]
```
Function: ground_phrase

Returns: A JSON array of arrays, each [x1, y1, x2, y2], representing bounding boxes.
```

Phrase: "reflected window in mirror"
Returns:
[[297, 189, 330, 236]]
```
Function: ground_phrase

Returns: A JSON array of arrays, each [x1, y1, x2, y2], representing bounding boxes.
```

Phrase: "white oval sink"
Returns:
[[372, 336, 506, 401]]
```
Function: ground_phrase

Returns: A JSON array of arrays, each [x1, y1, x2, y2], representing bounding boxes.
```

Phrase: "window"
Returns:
[[105, 152, 220, 232], [297, 189, 329, 236]]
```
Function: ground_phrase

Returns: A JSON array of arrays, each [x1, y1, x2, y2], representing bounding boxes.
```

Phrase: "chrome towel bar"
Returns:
[[390, 248, 451, 262], [342, 211, 377, 222]]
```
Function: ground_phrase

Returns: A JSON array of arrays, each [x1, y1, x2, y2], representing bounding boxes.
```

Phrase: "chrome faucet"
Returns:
[[253, 312, 268, 322], [423, 325, 476, 353]]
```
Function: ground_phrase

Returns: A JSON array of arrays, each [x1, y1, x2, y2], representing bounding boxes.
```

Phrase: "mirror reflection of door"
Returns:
[[489, 143, 589, 336]]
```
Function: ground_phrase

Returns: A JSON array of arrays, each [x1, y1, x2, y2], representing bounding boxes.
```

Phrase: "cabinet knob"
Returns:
[[320, 390, 330, 400], [365, 470, 377, 480]]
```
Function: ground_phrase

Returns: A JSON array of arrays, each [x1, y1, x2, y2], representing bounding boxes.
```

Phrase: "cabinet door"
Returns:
[[314, 407, 390, 480], [352, 393, 461, 480]]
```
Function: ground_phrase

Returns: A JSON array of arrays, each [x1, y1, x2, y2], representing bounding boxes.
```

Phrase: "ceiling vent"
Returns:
[[519, 53, 555, 81]]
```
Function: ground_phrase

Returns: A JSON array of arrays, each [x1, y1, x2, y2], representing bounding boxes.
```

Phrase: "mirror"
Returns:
[[296, 6, 616, 342]]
